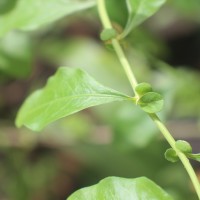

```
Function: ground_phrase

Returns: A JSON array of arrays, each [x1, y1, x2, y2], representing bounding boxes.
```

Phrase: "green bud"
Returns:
[[165, 148, 179, 163], [137, 92, 164, 113], [100, 28, 118, 41], [135, 82, 153, 96], [175, 140, 192, 153]]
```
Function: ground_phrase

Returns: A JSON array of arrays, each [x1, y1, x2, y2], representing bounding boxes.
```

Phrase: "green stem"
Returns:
[[97, 0, 200, 199], [150, 114, 200, 199], [97, 0, 137, 90], [112, 40, 138, 89]]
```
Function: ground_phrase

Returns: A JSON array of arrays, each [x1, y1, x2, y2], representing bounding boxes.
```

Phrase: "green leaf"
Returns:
[[16, 67, 130, 131], [135, 82, 153, 96], [120, 0, 166, 38], [0, 0, 96, 37], [105, 0, 128, 28], [138, 92, 164, 113], [187, 153, 200, 162], [100, 29, 118, 41], [175, 140, 192, 154], [67, 176, 173, 200], [165, 148, 179, 163]]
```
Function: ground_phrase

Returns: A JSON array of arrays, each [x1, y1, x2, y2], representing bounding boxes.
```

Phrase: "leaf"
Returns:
[[175, 140, 192, 154], [16, 67, 130, 131], [120, 0, 166, 38], [165, 148, 179, 163], [187, 153, 200, 162], [105, 0, 128, 28], [67, 176, 173, 200], [138, 92, 164, 113], [0, 0, 96, 37]]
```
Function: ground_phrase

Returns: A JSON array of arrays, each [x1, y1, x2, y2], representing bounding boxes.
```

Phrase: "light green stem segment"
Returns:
[[97, 0, 137, 89], [150, 114, 200, 199], [97, 0, 200, 199]]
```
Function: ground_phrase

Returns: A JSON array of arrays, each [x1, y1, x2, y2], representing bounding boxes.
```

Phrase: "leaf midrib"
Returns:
[[20, 93, 130, 119]]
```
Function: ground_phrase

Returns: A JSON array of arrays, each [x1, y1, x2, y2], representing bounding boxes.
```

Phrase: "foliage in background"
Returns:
[[0, 0, 200, 199]]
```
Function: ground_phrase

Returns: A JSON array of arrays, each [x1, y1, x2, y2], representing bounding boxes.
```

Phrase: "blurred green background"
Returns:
[[0, 0, 200, 199]]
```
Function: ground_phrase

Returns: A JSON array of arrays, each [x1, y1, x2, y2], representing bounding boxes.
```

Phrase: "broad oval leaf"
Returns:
[[67, 176, 173, 200], [138, 92, 164, 113], [120, 0, 166, 38], [16, 67, 130, 131], [0, 0, 96, 37]]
